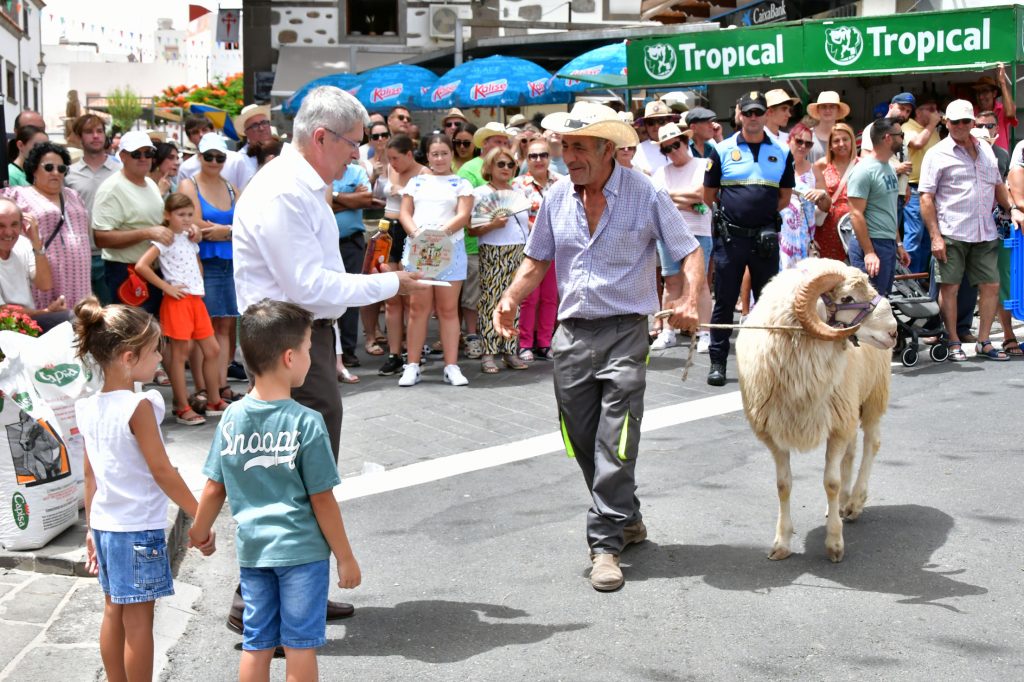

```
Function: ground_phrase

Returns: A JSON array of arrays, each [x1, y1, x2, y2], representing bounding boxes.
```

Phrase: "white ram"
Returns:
[[735, 258, 897, 563]]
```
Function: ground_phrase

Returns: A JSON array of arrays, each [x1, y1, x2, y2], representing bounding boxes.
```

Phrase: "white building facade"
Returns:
[[0, 0, 44, 127]]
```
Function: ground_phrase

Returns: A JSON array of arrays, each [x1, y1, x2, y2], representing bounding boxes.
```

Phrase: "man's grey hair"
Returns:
[[293, 86, 370, 145]]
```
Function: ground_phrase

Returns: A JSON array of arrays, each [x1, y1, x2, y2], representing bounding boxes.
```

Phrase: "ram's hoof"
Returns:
[[768, 545, 792, 561], [826, 542, 845, 563]]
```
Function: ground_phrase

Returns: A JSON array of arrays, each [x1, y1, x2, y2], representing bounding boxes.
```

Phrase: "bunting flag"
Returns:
[[190, 4, 213, 22]]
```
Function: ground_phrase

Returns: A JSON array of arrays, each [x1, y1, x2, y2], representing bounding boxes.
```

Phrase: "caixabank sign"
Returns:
[[626, 6, 1022, 88]]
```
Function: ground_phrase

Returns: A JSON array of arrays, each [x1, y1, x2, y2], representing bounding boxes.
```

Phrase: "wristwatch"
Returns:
[[32, 245, 45, 255]]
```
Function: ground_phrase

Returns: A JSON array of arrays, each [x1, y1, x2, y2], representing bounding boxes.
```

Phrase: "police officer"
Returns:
[[703, 90, 795, 386]]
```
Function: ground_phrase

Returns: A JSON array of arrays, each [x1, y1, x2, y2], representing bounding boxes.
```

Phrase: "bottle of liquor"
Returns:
[[361, 219, 393, 274]]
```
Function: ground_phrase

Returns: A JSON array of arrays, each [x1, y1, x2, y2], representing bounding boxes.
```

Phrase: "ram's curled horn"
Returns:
[[792, 269, 860, 341]]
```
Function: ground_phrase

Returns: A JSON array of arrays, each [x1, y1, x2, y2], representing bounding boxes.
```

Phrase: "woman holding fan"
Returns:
[[469, 147, 531, 374]]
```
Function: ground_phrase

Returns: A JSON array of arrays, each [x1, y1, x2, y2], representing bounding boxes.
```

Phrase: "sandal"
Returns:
[[1002, 338, 1024, 358], [947, 342, 967, 362], [503, 353, 528, 370], [364, 340, 386, 356], [975, 340, 1009, 361], [205, 400, 230, 416], [220, 386, 245, 403], [153, 365, 171, 387], [188, 390, 208, 415], [337, 367, 361, 384], [174, 407, 206, 426], [481, 355, 500, 374]]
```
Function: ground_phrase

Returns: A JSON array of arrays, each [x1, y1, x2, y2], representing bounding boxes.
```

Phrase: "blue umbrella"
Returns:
[[353, 63, 438, 111], [284, 73, 362, 115], [550, 41, 628, 93], [419, 55, 569, 110]]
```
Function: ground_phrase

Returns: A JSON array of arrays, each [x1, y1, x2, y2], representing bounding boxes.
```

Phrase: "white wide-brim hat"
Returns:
[[541, 102, 639, 149]]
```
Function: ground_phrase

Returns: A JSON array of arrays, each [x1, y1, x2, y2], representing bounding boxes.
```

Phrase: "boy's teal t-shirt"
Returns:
[[203, 396, 342, 568]]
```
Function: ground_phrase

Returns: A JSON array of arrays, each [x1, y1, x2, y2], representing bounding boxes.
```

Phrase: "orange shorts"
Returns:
[[159, 294, 214, 341]]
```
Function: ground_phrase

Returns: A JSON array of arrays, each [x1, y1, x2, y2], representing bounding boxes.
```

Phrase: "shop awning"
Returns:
[[271, 46, 422, 98], [618, 5, 1024, 89]]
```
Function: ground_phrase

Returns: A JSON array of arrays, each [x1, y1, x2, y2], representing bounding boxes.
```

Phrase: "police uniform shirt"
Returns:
[[704, 131, 795, 229]]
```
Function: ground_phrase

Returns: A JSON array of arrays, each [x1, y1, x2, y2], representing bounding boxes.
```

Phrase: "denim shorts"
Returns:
[[92, 528, 174, 604], [657, 235, 713, 276], [239, 559, 329, 651], [201, 257, 239, 318]]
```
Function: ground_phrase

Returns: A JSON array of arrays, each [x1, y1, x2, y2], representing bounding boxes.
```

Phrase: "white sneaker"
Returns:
[[443, 364, 469, 386], [696, 332, 710, 354], [398, 363, 421, 387], [650, 328, 677, 350]]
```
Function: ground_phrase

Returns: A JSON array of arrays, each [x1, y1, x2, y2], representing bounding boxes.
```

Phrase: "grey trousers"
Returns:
[[552, 314, 648, 555], [293, 320, 343, 462]]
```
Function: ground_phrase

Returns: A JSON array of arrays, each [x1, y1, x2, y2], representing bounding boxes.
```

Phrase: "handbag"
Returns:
[[814, 159, 857, 227], [116, 265, 150, 306]]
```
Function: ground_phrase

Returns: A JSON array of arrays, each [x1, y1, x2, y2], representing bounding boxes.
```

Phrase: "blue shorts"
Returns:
[[239, 559, 329, 651], [657, 235, 713, 276], [92, 529, 174, 604], [847, 235, 897, 297], [201, 257, 239, 318]]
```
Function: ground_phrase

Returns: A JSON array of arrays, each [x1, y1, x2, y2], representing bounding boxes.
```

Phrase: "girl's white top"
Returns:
[[74, 389, 169, 532]]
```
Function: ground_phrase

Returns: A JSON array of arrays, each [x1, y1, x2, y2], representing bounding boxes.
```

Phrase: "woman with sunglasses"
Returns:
[[511, 139, 561, 362], [813, 122, 859, 262], [177, 133, 244, 410], [373, 134, 426, 376], [7, 126, 48, 187], [779, 123, 831, 269], [450, 122, 477, 173], [398, 133, 473, 387], [3, 142, 91, 309], [366, 121, 392, 188], [470, 146, 531, 373], [148, 142, 180, 198]]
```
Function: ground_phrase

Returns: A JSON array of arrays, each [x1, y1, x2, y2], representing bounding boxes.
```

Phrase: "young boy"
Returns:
[[188, 299, 360, 681]]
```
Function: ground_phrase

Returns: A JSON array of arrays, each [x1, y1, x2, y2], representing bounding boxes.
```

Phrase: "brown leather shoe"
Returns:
[[623, 520, 647, 549], [327, 600, 355, 620], [590, 553, 623, 591]]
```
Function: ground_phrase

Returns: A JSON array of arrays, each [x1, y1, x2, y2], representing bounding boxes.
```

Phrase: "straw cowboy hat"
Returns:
[[641, 99, 675, 122], [765, 89, 799, 108], [541, 102, 639, 149], [472, 121, 512, 149], [235, 104, 271, 136], [657, 122, 692, 145], [807, 91, 850, 120]]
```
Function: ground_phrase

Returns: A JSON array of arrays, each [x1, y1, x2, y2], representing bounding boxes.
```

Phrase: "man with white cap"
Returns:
[[493, 102, 704, 592], [919, 99, 1023, 363], [92, 130, 173, 315], [634, 99, 677, 174]]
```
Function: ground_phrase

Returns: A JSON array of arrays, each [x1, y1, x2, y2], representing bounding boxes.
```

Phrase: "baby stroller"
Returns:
[[836, 214, 948, 367]]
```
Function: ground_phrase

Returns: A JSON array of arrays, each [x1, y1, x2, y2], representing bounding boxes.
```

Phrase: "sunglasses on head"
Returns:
[[792, 138, 814, 149], [453, 139, 473, 148], [660, 140, 682, 155], [527, 152, 549, 160], [741, 109, 766, 117], [202, 152, 227, 163], [494, 160, 516, 170], [41, 163, 68, 174], [975, 122, 996, 130], [370, 132, 391, 140], [129, 148, 157, 160]]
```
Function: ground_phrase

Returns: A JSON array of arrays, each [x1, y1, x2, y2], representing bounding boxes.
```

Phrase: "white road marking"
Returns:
[[336, 391, 744, 501]]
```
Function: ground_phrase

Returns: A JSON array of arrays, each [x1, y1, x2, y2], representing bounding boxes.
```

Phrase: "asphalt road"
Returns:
[[163, 347, 1024, 681]]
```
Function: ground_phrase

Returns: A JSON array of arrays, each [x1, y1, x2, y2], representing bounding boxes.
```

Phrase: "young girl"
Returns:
[[73, 297, 215, 682], [135, 193, 227, 425]]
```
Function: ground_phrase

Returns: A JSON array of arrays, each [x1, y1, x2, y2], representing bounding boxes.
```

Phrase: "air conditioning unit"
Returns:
[[429, 4, 472, 40]]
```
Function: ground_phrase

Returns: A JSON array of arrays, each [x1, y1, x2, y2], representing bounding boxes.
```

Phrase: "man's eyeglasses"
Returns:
[[322, 127, 361, 151], [443, 120, 461, 128], [741, 109, 767, 118], [392, 114, 411, 122], [975, 122, 997, 130], [494, 160, 516, 170], [245, 120, 271, 133], [453, 139, 473, 148], [370, 132, 391, 140], [792, 139, 814, 149], [660, 140, 683, 155], [527, 152, 549, 160], [618, 146, 636, 153], [202, 152, 227, 163], [128, 148, 156, 160], [41, 163, 68, 174], [949, 119, 974, 126]]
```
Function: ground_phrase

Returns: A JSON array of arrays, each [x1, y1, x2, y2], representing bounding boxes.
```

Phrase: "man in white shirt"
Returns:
[[764, 89, 797, 145], [231, 85, 425, 627]]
